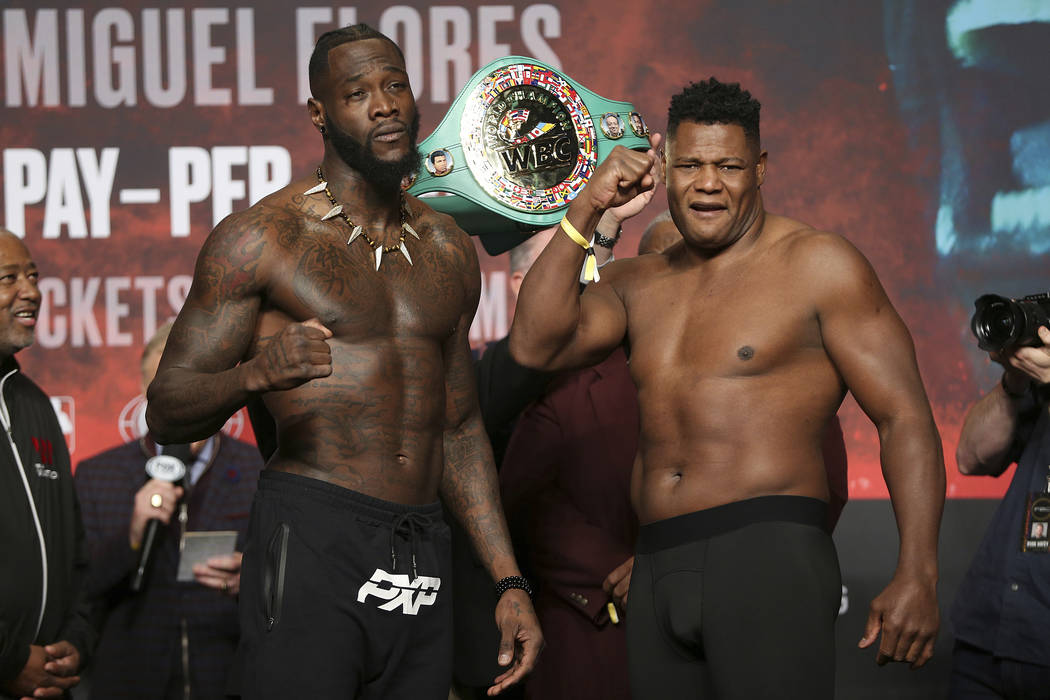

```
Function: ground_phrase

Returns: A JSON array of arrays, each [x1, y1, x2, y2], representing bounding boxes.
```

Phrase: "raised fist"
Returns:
[[578, 134, 662, 214]]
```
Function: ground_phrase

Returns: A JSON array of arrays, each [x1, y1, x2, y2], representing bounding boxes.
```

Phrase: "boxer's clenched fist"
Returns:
[[575, 134, 662, 215], [245, 318, 333, 392]]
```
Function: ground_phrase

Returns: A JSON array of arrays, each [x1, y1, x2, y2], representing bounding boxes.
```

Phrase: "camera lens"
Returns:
[[971, 293, 1050, 353], [972, 297, 1019, 352]]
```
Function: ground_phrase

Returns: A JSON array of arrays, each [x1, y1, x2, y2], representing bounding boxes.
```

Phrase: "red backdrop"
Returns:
[[2, 1, 1043, 499]]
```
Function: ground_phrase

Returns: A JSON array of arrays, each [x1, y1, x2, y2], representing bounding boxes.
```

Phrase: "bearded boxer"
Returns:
[[146, 24, 540, 700]]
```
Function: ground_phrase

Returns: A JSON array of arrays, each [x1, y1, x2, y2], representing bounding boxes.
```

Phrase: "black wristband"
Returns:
[[594, 227, 620, 249], [495, 575, 533, 599]]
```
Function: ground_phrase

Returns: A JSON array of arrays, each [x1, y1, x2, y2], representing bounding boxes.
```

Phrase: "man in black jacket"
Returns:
[[0, 229, 95, 699]]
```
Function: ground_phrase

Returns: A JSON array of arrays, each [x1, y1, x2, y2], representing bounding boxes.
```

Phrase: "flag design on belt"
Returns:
[[498, 109, 556, 145]]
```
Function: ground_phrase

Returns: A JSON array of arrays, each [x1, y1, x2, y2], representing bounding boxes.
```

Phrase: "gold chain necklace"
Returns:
[[304, 166, 420, 270]]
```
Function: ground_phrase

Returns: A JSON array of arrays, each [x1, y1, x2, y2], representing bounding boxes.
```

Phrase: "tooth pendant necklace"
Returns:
[[305, 166, 420, 271]]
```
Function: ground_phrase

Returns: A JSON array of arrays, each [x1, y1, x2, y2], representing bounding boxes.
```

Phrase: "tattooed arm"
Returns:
[[146, 209, 332, 444], [438, 233, 542, 695]]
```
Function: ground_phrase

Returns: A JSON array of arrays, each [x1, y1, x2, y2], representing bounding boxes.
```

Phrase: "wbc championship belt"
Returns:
[[408, 56, 651, 254]]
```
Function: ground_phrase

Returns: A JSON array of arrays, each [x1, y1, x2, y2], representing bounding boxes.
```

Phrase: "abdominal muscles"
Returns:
[[263, 335, 448, 503]]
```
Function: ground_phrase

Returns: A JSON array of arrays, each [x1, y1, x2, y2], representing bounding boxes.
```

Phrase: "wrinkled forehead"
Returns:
[[0, 233, 33, 267], [325, 38, 407, 87], [666, 121, 754, 158]]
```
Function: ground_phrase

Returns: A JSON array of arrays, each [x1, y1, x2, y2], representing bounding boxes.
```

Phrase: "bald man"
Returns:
[[0, 229, 94, 699]]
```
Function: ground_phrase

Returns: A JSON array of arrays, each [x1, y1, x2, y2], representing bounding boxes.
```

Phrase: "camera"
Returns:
[[971, 293, 1050, 353]]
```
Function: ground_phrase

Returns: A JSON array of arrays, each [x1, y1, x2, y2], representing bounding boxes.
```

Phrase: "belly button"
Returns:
[[396, 454, 409, 465]]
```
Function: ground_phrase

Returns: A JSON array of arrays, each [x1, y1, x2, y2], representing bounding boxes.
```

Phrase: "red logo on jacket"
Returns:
[[31, 437, 54, 466], [30, 437, 60, 480]]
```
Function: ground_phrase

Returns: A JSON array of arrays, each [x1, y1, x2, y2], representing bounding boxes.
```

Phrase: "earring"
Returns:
[[319, 125, 327, 136]]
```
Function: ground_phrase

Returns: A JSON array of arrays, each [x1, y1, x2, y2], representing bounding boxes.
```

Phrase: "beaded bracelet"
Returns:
[[595, 224, 621, 250], [495, 575, 534, 599]]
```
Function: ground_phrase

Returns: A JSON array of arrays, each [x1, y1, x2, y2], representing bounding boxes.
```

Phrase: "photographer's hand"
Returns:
[[1000, 326, 1050, 385], [958, 326, 1050, 477]]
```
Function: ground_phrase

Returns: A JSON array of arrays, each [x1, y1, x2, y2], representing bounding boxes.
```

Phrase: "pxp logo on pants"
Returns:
[[357, 568, 441, 616]]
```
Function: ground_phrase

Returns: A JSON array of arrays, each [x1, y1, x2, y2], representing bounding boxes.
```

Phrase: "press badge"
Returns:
[[1021, 492, 1050, 553]]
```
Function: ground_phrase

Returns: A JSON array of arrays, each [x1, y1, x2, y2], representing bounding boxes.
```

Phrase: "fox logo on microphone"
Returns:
[[357, 568, 441, 616]]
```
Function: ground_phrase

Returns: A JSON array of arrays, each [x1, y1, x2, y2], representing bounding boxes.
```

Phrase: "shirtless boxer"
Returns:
[[509, 78, 944, 699], [146, 24, 541, 700]]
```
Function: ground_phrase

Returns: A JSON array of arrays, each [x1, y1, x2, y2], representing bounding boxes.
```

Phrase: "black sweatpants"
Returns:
[[627, 495, 841, 699], [232, 471, 453, 699]]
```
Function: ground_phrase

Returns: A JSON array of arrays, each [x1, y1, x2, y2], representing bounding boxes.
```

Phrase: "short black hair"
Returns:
[[308, 24, 403, 99], [667, 77, 761, 149]]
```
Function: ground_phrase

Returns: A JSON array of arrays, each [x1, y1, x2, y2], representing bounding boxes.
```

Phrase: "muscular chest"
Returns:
[[268, 223, 466, 340], [627, 263, 823, 379]]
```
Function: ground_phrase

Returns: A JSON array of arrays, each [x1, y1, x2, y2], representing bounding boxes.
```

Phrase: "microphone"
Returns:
[[130, 443, 192, 592]]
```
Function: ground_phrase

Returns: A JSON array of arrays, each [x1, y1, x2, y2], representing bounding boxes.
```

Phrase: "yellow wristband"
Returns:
[[559, 217, 600, 282], [560, 216, 590, 249]]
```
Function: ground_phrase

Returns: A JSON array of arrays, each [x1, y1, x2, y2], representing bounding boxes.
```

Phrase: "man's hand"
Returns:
[[130, 479, 184, 549], [193, 551, 243, 596], [576, 135, 662, 216], [858, 574, 939, 668], [244, 318, 333, 392], [995, 326, 1050, 385], [488, 589, 544, 696], [4, 643, 80, 699], [603, 158, 661, 225], [41, 641, 80, 689], [602, 556, 634, 612]]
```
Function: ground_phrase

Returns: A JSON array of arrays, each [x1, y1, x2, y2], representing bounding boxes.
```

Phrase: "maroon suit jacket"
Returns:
[[500, 347, 638, 700]]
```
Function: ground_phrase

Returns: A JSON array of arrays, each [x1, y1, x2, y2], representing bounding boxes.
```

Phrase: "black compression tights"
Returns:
[[627, 496, 840, 700]]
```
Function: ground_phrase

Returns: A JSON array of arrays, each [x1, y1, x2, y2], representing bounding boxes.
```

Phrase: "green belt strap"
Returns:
[[408, 56, 652, 254]]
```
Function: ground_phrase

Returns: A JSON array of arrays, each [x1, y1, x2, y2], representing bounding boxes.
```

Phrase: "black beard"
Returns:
[[327, 112, 421, 192]]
